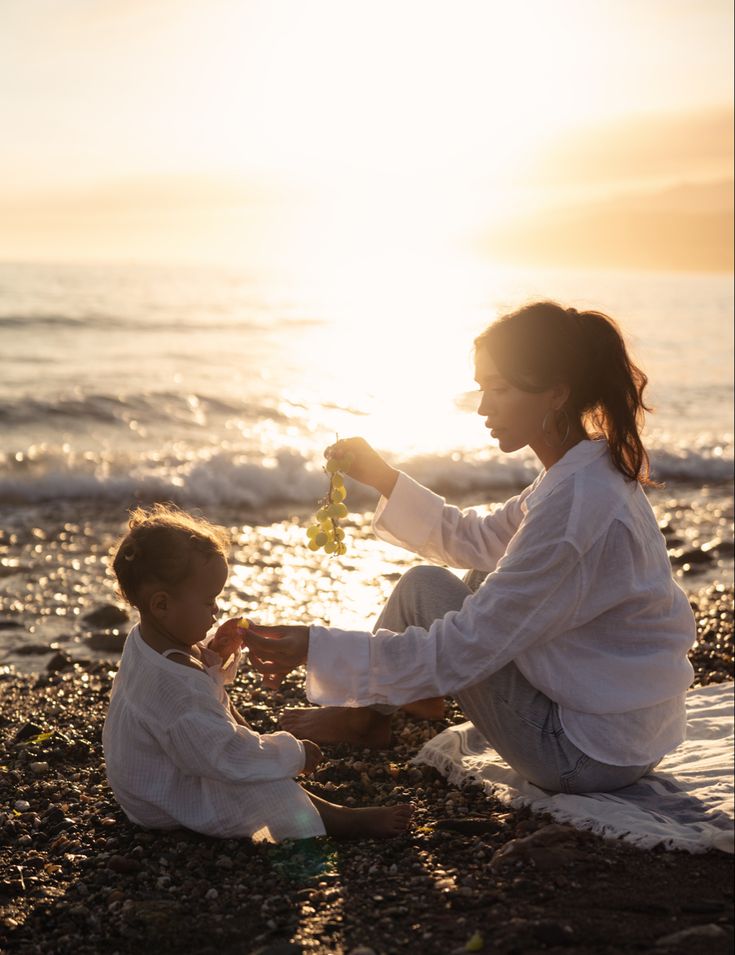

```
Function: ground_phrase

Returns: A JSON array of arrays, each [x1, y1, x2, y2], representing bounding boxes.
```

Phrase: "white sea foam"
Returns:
[[0, 442, 730, 510]]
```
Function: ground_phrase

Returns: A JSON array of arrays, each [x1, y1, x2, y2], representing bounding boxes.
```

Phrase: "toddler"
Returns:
[[102, 503, 412, 842]]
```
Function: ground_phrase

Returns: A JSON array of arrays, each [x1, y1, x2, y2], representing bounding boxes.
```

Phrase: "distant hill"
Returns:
[[478, 179, 734, 273]]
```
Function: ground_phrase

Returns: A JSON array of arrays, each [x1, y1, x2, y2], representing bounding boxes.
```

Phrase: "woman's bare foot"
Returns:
[[281, 706, 393, 748], [401, 697, 446, 720], [308, 791, 413, 839]]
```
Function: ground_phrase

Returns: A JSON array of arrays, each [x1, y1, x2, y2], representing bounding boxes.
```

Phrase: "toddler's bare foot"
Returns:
[[281, 706, 392, 748], [308, 792, 413, 839], [401, 697, 445, 720]]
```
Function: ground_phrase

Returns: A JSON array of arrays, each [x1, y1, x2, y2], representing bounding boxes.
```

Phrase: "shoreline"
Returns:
[[1, 480, 733, 676]]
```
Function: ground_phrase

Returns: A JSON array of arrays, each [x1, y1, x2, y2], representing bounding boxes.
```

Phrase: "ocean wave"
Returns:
[[0, 313, 94, 329], [0, 391, 287, 428], [0, 311, 321, 333], [0, 443, 730, 510]]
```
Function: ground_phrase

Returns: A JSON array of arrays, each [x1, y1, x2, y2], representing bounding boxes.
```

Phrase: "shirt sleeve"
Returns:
[[372, 470, 535, 570], [306, 530, 584, 707], [164, 695, 306, 783]]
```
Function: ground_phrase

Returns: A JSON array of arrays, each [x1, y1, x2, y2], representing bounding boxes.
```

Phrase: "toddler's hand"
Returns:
[[301, 739, 323, 776], [209, 618, 248, 664]]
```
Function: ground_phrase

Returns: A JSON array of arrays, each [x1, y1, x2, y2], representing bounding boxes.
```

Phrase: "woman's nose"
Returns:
[[477, 393, 493, 417]]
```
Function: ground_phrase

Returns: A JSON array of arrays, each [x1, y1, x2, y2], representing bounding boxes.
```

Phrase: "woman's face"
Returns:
[[474, 350, 558, 455]]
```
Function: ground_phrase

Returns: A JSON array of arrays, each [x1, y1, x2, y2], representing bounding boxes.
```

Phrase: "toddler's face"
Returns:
[[167, 554, 228, 646]]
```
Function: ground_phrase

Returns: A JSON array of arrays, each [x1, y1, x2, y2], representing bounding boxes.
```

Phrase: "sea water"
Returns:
[[0, 259, 732, 513]]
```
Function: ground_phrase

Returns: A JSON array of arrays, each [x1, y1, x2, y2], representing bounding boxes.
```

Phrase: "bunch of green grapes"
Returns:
[[305, 455, 351, 555]]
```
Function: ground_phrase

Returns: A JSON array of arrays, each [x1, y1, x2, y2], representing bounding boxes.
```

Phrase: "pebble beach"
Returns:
[[0, 490, 733, 955]]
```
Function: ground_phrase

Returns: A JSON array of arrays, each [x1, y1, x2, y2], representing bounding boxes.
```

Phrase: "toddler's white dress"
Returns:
[[102, 626, 325, 842]]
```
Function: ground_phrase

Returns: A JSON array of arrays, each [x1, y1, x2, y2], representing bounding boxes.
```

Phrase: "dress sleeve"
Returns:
[[372, 470, 535, 570], [306, 529, 584, 707], [164, 695, 306, 783]]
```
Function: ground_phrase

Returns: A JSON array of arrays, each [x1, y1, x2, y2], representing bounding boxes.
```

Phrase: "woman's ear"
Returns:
[[550, 381, 571, 411], [148, 590, 169, 621]]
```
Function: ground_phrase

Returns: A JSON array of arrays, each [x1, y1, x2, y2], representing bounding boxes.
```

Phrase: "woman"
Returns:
[[244, 301, 696, 794]]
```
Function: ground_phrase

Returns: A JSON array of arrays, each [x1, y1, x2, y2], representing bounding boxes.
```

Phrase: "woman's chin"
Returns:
[[493, 432, 521, 453]]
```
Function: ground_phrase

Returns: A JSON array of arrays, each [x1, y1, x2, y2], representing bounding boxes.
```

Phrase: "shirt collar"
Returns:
[[526, 439, 608, 510]]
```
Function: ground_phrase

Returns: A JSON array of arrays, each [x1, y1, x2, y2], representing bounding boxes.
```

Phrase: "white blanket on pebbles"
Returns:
[[413, 682, 734, 854]]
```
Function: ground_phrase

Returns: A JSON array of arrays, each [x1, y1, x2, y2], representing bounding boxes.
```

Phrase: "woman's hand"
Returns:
[[300, 740, 323, 776], [242, 624, 310, 689], [325, 437, 399, 498]]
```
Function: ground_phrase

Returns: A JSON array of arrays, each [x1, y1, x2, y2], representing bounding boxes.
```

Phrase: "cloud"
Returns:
[[477, 178, 734, 273], [517, 107, 733, 189]]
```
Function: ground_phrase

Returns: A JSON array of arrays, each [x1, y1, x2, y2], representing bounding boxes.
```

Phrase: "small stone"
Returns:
[[108, 854, 142, 874], [655, 924, 728, 946], [82, 604, 130, 628], [12, 723, 43, 745], [14, 800, 31, 812], [85, 630, 126, 653], [29, 761, 49, 776], [491, 824, 584, 871], [215, 855, 234, 869], [533, 920, 575, 945], [13, 642, 54, 656], [205, 888, 219, 900], [47, 650, 73, 672]]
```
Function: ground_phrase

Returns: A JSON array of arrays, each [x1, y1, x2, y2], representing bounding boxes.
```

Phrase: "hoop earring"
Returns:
[[542, 408, 571, 447]]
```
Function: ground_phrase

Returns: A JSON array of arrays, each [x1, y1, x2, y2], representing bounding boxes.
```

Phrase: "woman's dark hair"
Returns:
[[474, 301, 655, 484], [111, 503, 230, 608]]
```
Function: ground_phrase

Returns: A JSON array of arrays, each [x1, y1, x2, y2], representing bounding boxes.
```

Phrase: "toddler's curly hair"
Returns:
[[111, 503, 230, 609]]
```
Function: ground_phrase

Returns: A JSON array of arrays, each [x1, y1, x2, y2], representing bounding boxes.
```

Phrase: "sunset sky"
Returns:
[[1, 0, 732, 271]]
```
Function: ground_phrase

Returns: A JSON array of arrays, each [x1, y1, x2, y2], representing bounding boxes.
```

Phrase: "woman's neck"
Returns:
[[531, 429, 589, 471]]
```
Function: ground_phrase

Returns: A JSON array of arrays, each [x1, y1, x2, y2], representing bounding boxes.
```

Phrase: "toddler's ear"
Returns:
[[148, 590, 169, 620]]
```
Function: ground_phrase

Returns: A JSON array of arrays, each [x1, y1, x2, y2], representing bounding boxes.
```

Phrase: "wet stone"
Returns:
[[82, 604, 130, 629], [85, 630, 126, 653], [46, 650, 73, 672]]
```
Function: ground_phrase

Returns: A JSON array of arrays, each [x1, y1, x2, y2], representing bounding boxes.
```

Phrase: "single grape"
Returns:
[[334, 526, 345, 541], [316, 505, 330, 522], [328, 502, 348, 519], [306, 525, 320, 539], [308, 540, 320, 551], [324, 540, 336, 554], [330, 485, 347, 503], [315, 531, 328, 547]]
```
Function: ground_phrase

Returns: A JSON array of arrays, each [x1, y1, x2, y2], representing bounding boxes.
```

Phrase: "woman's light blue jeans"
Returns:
[[373, 565, 658, 794]]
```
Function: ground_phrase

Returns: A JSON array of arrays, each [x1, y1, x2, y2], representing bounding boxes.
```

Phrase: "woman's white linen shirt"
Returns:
[[306, 440, 696, 766]]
